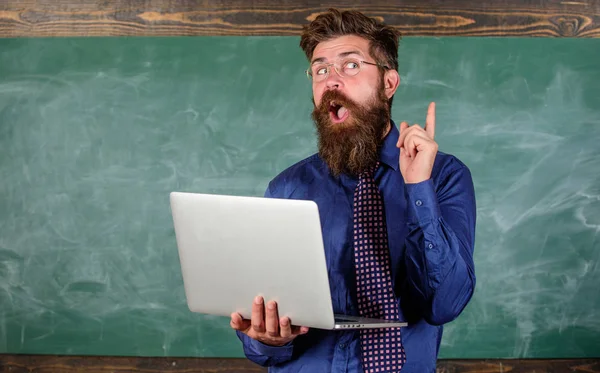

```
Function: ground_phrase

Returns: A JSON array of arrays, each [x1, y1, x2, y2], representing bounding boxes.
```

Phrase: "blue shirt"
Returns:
[[236, 122, 477, 372]]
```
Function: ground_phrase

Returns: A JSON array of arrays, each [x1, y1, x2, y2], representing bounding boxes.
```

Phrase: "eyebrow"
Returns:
[[311, 50, 364, 65]]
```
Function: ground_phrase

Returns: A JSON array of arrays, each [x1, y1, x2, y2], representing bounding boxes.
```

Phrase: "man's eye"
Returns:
[[316, 67, 328, 75], [345, 62, 359, 69]]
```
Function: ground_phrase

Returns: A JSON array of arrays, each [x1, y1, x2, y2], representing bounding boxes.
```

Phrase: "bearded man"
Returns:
[[230, 8, 477, 373]]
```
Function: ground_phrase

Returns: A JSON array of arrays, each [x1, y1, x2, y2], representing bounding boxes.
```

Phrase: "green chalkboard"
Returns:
[[0, 36, 599, 359]]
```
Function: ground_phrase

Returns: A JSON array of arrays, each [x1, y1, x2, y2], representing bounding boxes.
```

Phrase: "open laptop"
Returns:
[[170, 191, 407, 330]]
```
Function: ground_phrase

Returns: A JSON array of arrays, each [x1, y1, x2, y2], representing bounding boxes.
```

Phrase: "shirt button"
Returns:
[[416, 200, 423, 206], [339, 343, 346, 349], [428, 243, 433, 249]]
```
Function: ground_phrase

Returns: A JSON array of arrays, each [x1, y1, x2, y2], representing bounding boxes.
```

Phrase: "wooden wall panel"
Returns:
[[1, 0, 599, 37], [1, 355, 600, 373]]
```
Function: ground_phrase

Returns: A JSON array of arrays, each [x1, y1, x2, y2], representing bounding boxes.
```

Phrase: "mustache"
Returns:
[[315, 90, 359, 116]]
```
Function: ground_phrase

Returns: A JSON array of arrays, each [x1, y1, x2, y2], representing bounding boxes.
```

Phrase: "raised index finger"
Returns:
[[425, 102, 436, 139]]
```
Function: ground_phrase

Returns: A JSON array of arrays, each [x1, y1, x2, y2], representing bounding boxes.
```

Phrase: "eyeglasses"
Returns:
[[306, 57, 391, 82]]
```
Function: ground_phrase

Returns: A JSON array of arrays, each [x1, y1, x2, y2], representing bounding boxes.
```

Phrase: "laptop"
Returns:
[[170, 191, 407, 330]]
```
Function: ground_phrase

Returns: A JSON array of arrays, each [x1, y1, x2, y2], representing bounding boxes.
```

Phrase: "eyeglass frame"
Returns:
[[305, 57, 392, 81]]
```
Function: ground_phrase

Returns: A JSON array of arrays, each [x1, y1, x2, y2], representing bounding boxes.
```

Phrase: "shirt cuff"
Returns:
[[404, 179, 442, 225], [248, 336, 294, 357]]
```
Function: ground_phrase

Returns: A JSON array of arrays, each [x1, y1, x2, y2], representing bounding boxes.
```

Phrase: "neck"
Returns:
[[381, 121, 391, 139]]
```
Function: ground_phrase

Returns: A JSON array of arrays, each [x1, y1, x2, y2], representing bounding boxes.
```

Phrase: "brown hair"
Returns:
[[300, 9, 401, 72]]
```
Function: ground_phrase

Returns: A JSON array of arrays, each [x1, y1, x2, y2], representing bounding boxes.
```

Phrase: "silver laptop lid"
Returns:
[[170, 192, 336, 330]]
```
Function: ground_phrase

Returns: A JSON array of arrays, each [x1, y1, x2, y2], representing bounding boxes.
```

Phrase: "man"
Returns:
[[230, 8, 476, 373]]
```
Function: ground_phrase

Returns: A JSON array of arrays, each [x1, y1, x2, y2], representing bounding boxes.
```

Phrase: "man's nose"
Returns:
[[325, 67, 343, 90]]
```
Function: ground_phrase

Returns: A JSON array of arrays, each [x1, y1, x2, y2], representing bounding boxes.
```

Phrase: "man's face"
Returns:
[[309, 35, 399, 177], [311, 35, 391, 112]]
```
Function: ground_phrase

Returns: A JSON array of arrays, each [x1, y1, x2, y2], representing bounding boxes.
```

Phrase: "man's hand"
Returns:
[[230, 296, 309, 347], [396, 102, 438, 184]]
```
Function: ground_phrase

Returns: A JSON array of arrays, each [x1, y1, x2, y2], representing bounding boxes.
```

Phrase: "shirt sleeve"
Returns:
[[236, 331, 294, 366], [233, 181, 296, 366], [402, 162, 477, 325]]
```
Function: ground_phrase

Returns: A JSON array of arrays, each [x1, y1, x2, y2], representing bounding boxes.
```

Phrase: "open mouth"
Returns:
[[328, 100, 349, 123]]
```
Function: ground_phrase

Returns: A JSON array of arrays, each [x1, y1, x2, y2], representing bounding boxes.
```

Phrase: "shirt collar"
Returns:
[[379, 120, 400, 171]]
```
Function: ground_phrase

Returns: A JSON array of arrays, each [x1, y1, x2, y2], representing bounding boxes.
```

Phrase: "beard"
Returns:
[[311, 81, 391, 178]]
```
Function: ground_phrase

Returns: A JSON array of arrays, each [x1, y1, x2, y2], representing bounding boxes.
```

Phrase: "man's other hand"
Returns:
[[230, 295, 309, 347]]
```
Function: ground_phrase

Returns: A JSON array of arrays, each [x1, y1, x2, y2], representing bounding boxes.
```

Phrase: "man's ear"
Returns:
[[384, 69, 400, 99]]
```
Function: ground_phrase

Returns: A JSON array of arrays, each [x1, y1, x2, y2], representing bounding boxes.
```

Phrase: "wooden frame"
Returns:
[[1, 0, 599, 38], [1, 0, 599, 371], [1, 355, 599, 372]]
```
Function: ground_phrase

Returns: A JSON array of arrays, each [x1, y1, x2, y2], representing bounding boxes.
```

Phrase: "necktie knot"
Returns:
[[358, 161, 380, 181]]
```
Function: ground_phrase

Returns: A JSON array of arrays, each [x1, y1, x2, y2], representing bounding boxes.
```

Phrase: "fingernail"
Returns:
[[255, 296, 263, 304], [268, 302, 275, 310], [301, 327, 309, 333], [280, 318, 288, 326]]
